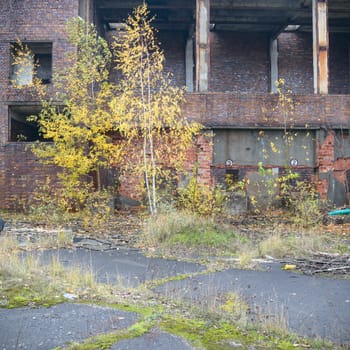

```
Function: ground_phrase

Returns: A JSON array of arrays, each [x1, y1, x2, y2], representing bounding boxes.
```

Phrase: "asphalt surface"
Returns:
[[1, 247, 350, 349], [34, 247, 206, 286], [154, 263, 350, 343], [0, 303, 138, 349]]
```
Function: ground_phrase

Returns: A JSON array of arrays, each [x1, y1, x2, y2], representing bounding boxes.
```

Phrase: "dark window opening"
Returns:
[[9, 106, 48, 142], [225, 169, 240, 189], [10, 42, 52, 85]]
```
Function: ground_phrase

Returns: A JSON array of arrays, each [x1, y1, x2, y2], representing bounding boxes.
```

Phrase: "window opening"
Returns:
[[225, 169, 240, 189], [9, 105, 48, 142], [10, 42, 52, 85]]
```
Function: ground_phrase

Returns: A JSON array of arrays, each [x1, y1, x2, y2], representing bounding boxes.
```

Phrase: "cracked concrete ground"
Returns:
[[1, 247, 350, 349]]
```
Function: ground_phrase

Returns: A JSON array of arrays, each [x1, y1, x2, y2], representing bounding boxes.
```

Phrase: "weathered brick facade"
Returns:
[[0, 0, 76, 209], [210, 32, 270, 93], [0, 0, 350, 209]]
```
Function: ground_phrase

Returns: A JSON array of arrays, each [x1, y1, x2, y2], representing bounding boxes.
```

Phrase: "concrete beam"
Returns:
[[270, 39, 279, 93], [313, 0, 329, 94], [211, 0, 312, 10], [195, 0, 210, 92]]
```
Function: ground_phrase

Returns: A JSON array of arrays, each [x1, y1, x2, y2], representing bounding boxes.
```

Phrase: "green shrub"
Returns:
[[177, 165, 227, 216], [279, 179, 324, 227]]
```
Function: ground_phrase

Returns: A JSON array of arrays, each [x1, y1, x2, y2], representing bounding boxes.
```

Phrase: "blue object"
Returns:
[[328, 208, 350, 216]]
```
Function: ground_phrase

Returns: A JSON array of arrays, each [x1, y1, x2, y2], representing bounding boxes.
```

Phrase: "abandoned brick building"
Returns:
[[0, 0, 350, 209]]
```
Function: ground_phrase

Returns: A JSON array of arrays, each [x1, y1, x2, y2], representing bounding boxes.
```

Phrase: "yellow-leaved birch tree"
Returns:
[[31, 18, 125, 208], [111, 4, 202, 215]]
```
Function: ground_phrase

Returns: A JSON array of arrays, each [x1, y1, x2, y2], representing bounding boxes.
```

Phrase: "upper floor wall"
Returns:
[[101, 0, 350, 95], [0, 0, 349, 102], [0, 0, 78, 101]]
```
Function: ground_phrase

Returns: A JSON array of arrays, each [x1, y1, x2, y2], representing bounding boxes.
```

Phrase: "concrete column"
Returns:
[[312, 0, 329, 94], [270, 39, 278, 93], [79, 0, 92, 23], [185, 35, 194, 92], [195, 0, 210, 92]]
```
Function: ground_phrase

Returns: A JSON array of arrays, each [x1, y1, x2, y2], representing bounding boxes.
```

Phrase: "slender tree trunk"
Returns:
[[146, 51, 157, 215], [96, 165, 101, 192], [140, 40, 153, 215]]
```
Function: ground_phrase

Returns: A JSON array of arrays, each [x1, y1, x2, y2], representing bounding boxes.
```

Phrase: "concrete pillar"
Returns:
[[195, 0, 210, 92], [312, 0, 329, 94], [185, 34, 194, 92], [79, 0, 92, 23], [270, 39, 279, 93]]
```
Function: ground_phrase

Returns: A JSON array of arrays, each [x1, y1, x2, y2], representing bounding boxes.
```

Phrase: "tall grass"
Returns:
[[142, 208, 251, 256], [0, 235, 117, 307]]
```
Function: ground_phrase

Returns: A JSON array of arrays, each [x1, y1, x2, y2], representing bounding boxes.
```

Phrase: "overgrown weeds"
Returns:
[[142, 207, 251, 257], [141, 206, 349, 261], [0, 235, 134, 308], [258, 228, 349, 259], [176, 164, 227, 216]]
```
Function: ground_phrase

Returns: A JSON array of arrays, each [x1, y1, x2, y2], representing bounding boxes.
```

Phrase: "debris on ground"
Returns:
[[283, 252, 350, 276]]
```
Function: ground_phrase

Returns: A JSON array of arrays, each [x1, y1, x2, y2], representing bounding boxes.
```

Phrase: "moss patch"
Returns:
[[160, 316, 339, 350]]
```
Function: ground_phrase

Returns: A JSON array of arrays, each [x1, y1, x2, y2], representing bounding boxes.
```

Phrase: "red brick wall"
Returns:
[[118, 132, 214, 202], [210, 32, 270, 93], [108, 30, 187, 87], [278, 32, 313, 94], [0, 143, 60, 209], [0, 0, 78, 209], [159, 31, 187, 87], [329, 33, 350, 95], [183, 132, 214, 187], [0, 1, 350, 208], [182, 93, 350, 128], [0, 0, 77, 99], [314, 130, 350, 202]]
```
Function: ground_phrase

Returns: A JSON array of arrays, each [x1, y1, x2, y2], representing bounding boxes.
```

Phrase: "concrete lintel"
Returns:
[[195, 0, 210, 92]]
